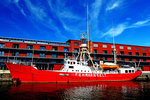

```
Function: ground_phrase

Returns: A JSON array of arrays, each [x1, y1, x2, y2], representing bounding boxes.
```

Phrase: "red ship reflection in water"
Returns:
[[9, 81, 142, 100]]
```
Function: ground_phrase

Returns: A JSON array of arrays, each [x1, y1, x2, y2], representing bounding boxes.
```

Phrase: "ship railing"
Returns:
[[7, 60, 33, 66]]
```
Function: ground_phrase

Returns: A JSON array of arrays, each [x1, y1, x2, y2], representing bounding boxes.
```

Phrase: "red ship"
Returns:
[[5, 7, 142, 83], [5, 33, 142, 83]]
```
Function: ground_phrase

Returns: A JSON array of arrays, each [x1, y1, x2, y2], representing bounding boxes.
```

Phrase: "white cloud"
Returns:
[[102, 23, 127, 37], [106, 0, 122, 11], [133, 20, 150, 26], [91, 0, 102, 20], [102, 19, 150, 37]]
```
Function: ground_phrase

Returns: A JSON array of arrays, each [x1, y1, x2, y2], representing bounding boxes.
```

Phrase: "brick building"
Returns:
[[0, 37, 150, 71]]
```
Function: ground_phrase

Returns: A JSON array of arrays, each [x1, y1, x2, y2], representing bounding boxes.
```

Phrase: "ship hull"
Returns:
[[5, 62, 142, 83]]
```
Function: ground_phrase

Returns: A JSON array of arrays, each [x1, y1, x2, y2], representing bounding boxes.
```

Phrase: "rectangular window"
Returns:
[[103, 50, 107, 54], [64, 47, 68, 52], [52, 47, 57, 51], [128, 52, 132, 55], [111, 45, 115, 48], [12, 52, 19, 56], [142, 48, 145, 51], [127, 47, 131, 50], [120, 51, 124, 55], [27, 45, 33, 49], [149, 48, 150, 51], [0, 51, 4, 56], [136, 52, 139, 56], [74, 48, 79, 53], [129, 58, 132, 61], [74, 42, 79, 46], [52, 54, 57, 58], [94, 49, 97, 53], [94, 56, 97, 60], [13, 44, 19, 48], [121, 58, 124, 61], [120, 46, 124, 49], [69, 66, 74, 68], [135, 47, 138, 50], [40, 46, 46, 50], [0, 43, 5, 48], [40, 53, 45, 57], [27, 53, 33, 57], [143, 53, 146, 56], [103, 57, 107, 60], [102, 44, 107, 48], [94, 44, 98, 47]]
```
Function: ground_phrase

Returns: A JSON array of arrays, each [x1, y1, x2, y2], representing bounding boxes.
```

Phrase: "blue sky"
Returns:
[[0, 0, 150, 46]]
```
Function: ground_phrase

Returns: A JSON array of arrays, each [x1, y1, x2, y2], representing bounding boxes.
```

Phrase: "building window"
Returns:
[[74, 42, 79, 46], [121, 58, 124, 61], [94, 56, 97, 60], [128, 52, 132, 55], [120, 51, 124, 55], [120, 46, 124, 49], [136, 52, 139, 56], [103, 57, 107, 60], [135, 47, 138, 50], [74, 48, 79, 53], [0, 51, 4, 56], [149, 48, 150, 51], [52, 47, 57, 51], [27, 45, 33, 49], [103, 50, 107, 54], [40, 46, 46, 50], [94, 44, 98, 47], [13, 44, 19, 48], [142, 48, 145, 51], [0, 43, 5, 48], [143, 58, 146, 62], [40, 53, 45, 57], [127, 47, 131, 50], [143, 53, 146, 56], [112, 51, 114, 54], [27, 53, 33, 57], [102, 44, 107, 48], [111, 45, 115, 48], [12, 52, 19, 56], [94, 49, 97, 53], [52, 54, 57, 58], [129, 58, 132, 61], [64, 48, 68, 52], [136, 59, 139, 61]]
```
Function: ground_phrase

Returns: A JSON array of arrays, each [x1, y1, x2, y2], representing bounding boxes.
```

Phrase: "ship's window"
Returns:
[[81, 70, 82, 72], [69, 66, 74, 68], [132, 70, 134, 73], [68, 61, 70, 64], [72, 70, 74, 72], [73, 62, 75, 64], [77, 62, 79, 64], [129, 70, 131, 73], [85, 70, 86, 72], [125, 70, 128, 73]]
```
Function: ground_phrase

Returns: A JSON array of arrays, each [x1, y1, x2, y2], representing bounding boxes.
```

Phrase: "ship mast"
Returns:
[[87, 5, 89, 50], [112, 21, 117, 64]]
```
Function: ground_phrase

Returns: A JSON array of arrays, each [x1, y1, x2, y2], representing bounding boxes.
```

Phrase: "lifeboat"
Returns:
[[100, 62, 119, 70]]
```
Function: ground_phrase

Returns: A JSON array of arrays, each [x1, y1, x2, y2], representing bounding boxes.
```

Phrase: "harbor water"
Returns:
[[0, 81, 150, 100]]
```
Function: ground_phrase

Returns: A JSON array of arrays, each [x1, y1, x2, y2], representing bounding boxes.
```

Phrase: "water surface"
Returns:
[[0, 81, 150, 100]]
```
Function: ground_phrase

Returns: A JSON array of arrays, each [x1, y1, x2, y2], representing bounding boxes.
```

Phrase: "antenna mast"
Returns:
[[112, 21, 117, 64], [87, 5, 89, 50]]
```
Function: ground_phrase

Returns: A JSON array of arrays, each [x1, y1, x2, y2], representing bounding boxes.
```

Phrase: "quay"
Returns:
[[1, 70, 150, 82]]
